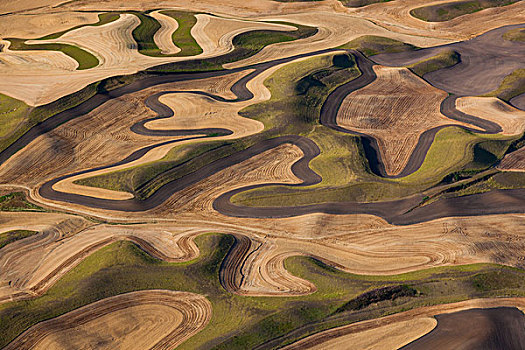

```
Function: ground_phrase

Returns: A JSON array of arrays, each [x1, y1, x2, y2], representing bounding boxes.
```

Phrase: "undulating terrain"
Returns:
[[0, 0, 524, 348]]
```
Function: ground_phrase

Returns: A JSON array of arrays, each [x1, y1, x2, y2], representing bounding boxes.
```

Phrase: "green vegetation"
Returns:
[[38, 13, 120, 40], [339, 0, 393, 7], [6, 38, 99, 70], [161, 10, 203, 56], [335, 285, 418, 312], [75, 141, 229, 197], [0, 82, 99, 156], [408, 49, 460, 77], [1, 233, 524, 349], [149, 23, 317, 72], [130, 10, 203, 57], [339, 35, 417, 56], [0, 192, 44, 212], [485, 68, 525, 102], [78, 53, 361, 198], [410, 0, 518, 22], [503, 27, 525, 42], [131, 11, 163, 56], [80, 51, 521, 208], [0, 93, 30, 140], [0, 230, 38, 249]]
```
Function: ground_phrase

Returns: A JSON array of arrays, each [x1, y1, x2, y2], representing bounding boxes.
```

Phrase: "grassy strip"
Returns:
[[0, 230, 38, 250], [77, 53, 360, 198], [131, 11, 163, 56], [408, 49, 460, 77], [0, 233, 523, 349], [339, 0, 393, 7], [6, 38, 99, 70], [503, 27, 525, 42], [484, 68, 525, 102], [0, 82, 99, 156], [38, 13, 120, 40], [410, 0, 518, 22], [338, 35, 417, 56], [0, 23, 315, 160], [75, 141, 229, 195], [0, 94, 30, 140], [131, 11, 204, 57], [148, 23, 318, 72], [0, 192, 44, 212], [161, 10, 203, 56]]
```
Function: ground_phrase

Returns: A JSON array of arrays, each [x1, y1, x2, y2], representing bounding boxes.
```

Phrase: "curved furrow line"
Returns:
[[4, 290, 212, 350], [320, 50, 505, 178], [0, 228, 202, 304], [219, 234, 317, 296]]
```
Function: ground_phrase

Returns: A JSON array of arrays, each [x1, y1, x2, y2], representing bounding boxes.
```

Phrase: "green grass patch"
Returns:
[[0, 192, 44, 212], [410, 0, 518, 22], [0, 230, 38, 250], [0, 93, 30, 140], [74, 141, 229, 197], [485, 68, 525, 102], [38, 13, 120, 40], [0, 82, 99, 156], [6, 38, 99, 70], [339, 35, 417, 56], [148, 23, 317, 73], [408, 49, 460, 77], [1, 233, 524, 349], [503, 27, 525, 42], [131, 12, 163, 56], [161, 10, 203, 57]]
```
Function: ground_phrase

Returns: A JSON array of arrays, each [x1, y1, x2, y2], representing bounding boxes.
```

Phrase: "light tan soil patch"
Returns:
[[306, 317, 437, 350], [150, 10, 181, 55], [337, 65, 474, 175], [0, 0, 70, 15], [4, 290, 212, 350], [456, 96, 525, 135], [0, 221, 202, 303], [284, 297, 525, 349], [348, 0, 525, 42], [0, 11, 100, 38], [0, 13, 292, 106], [225, 12, 447, 69]]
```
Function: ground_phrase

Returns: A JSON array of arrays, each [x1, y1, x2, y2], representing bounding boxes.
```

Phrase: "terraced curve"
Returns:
[[4, 290, 212, 350]]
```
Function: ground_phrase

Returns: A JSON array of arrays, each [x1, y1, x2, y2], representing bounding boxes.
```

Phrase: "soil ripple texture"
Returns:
[[4, 290, 212, 350], [321, 51, 504, 178], [0, 48, 336, 167]]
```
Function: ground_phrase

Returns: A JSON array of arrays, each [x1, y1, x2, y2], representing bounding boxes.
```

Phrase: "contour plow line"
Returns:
[[0, 223, 202, 303], [4, 290, 212, 350], [219, 234, 316, 296], [283, 297, 525, 350]]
